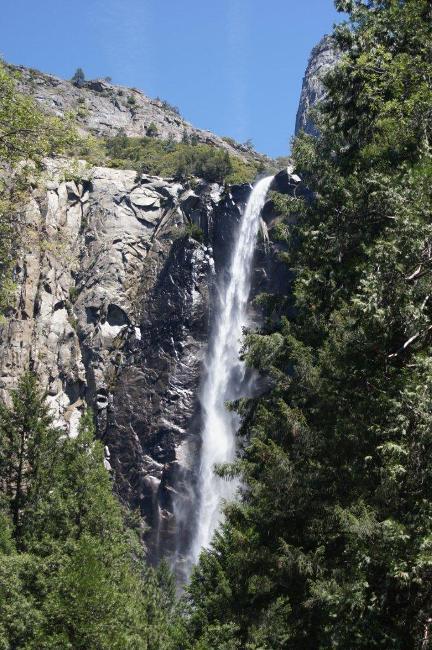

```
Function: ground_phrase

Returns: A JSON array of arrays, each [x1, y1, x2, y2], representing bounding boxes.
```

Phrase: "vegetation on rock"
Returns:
[[0, 62, 76, 316], [82, 131, 261, 184], [183, 222, 205, 243], [155, 97, 181, 117]]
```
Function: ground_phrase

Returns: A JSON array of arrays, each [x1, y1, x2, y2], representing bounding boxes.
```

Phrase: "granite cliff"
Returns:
[[295, 35, 339, 136]]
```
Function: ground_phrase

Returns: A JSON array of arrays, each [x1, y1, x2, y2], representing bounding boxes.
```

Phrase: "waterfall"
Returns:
[[190, 175, 274, 564]]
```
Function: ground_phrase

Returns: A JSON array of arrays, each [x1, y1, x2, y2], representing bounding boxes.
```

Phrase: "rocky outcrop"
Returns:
[[12, 64, 267, 166], [295, 35, 339, 136]]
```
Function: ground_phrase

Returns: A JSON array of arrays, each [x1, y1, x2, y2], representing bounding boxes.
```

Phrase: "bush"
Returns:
[[242, 138, 254, 151], [225, 156, 258, 185], [101, 134, 259, 185], [174, 145, 232, 183], [147, 122, 158, 137], [156, 97, 181, 116], [68, 286, 79, 303], [184, 222, 205, 242]]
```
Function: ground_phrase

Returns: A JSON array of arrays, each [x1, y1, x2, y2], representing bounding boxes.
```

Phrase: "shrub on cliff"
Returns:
[[147, 122, 158, 137], [156, 96, 181, 116], [102, 133, 258, 185], [182, 221, 205, 242], [174, 145, 232, 183]]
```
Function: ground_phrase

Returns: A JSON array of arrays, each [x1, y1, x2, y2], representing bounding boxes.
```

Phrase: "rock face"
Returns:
[[295, 35, 339, 136], [12, 64, 266, 166], [0, 156, 293, 562]]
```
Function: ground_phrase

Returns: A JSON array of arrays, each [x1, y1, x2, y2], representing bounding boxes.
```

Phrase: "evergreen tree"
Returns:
[[71, 67, 86, 87], [0, 374, 179, 648], [0, 373, 60, 545]]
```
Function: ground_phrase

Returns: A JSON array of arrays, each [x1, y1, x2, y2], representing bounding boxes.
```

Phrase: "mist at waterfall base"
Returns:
[[173, 176, 274, 581]]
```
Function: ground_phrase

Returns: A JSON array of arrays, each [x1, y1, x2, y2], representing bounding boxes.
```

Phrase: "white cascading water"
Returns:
[[191, 175, 274, 563]]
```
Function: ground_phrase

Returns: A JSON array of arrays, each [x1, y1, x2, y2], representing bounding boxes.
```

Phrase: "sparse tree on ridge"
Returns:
[[71, 67, 85, 87]]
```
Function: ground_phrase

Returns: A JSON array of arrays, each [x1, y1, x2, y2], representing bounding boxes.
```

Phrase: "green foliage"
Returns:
[[225, 156, 258, 185], [175, 145, 232, 183], [101, 132, 259, 184], [68, 286, 79, 303], [147, 122, 158, 137], [0, 373, 180, 648], [182, 222, 205, 243], [186, 2, 432, 648], [0, 64, 76, 165]]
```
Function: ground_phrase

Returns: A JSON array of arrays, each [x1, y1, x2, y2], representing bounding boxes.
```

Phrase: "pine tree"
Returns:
[[0, 373, 60, 545], [71, 67, 86, 87], [0, 374, 179, 648]]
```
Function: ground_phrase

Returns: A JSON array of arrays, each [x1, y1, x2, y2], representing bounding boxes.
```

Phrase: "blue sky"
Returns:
[[0, 0, 342, 157]]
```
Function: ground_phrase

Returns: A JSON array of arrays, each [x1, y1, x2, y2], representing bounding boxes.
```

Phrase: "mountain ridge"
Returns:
[[8, 62, 269, 167]]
